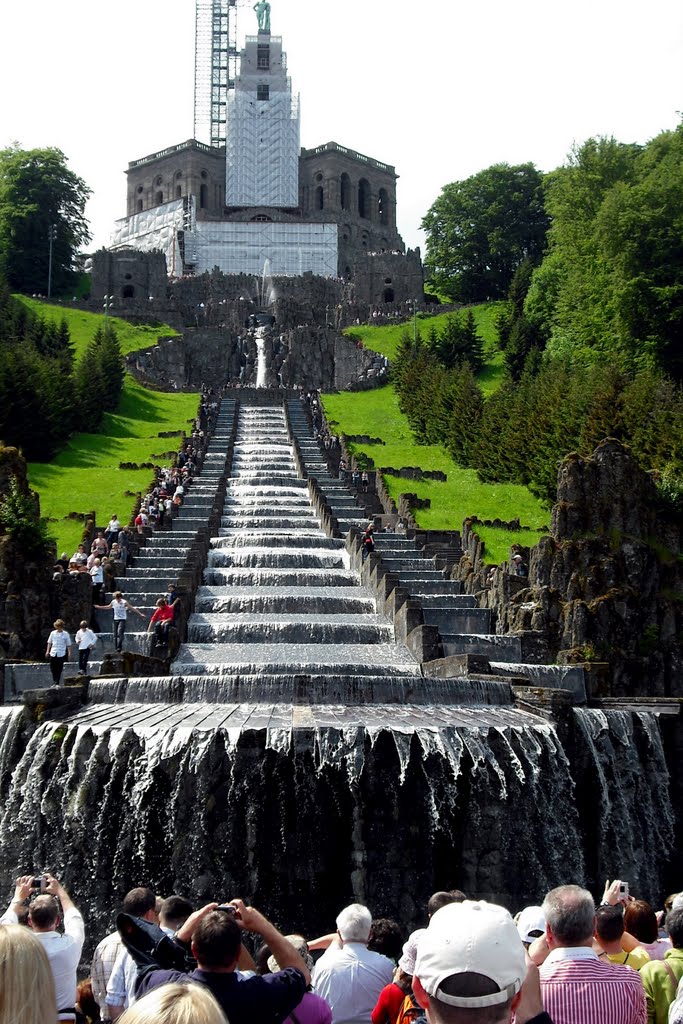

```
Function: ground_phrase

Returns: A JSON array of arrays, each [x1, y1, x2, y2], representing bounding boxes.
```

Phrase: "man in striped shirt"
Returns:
[[539, 884, 646, 1024]]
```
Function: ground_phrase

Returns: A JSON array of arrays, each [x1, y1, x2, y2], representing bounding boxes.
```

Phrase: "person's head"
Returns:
[[159, 895, 194, 932], [428, 891, 466, 918], [542, 885, 595, 948], [156, 598, 167, 608], [76, 979, 99, 1021], [336, 903, 372, 944], [515, 906, 546, 947], [666, 906, 683, 949], [117, 982, 227, 1024], [0, 924, 56, 1024], [79, 620, 88, 630], [595, 905, 625, 945], [368, 918, 404, 961], [114, 591, 123, 600], [624, 900, 659, 945], [191, 910, 242, 969], [27, 895, 60, 932], [414, 901, 526, 1024], [53, 619, 65, 631], [122, 887, 157, 921], [78, 544, 85, 552], [267, 934, 314, 974]]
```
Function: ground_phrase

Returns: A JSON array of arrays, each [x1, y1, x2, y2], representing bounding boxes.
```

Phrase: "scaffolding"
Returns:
[[194, 0, 238, 148]]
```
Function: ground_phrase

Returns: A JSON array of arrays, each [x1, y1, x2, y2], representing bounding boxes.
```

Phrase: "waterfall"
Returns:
[[573, 708, 675, 901]]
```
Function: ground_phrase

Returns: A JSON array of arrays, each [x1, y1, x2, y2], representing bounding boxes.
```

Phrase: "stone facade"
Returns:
[[125, 141, 225, 219], [91, 249, 168, 305]]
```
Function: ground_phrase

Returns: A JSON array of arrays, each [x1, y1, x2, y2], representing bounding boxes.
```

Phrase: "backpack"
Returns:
[[396, 993, 428, 1024]]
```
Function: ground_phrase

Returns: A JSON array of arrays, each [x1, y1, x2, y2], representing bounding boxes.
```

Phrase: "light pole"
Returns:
[[103, 294, 114, 331], [47, 225, 57, 299]]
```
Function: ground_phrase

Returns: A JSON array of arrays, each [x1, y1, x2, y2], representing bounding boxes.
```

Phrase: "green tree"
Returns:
[[421, 163, 549, 303], [0, 146, 91, 295], [432, 311, 484, 371]]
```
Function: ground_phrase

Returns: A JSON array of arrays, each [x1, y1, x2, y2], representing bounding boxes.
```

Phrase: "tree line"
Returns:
[[422, 121, 683, 385], [0, 281, 124, 460], [393, 319, 683, 508]]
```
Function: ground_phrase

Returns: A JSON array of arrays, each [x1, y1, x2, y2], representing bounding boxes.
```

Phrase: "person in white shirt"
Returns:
[[75, 620, 98, 674], [1, 873, 84, 1020], [106, 887, 159, 1020], [311, 904, 394, 1024], [45, 619, 73, 684], [95, 592, 145, 653]]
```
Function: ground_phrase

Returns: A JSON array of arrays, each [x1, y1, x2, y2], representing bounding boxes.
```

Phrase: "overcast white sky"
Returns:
[[2, 0, 682, 255]]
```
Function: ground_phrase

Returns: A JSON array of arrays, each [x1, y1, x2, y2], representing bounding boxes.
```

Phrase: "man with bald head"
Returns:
[[1, 873, 84, 1020]]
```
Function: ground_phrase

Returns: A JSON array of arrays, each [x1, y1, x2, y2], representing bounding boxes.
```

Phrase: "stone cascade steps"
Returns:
[[171, 404, 422, 688]]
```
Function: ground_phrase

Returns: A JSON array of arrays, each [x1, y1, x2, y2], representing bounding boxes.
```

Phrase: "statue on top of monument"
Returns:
[[254, 1, 271, 33]]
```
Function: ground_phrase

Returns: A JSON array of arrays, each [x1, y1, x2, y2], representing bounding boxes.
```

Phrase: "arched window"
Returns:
[[122, 285, 135, 299], [315, 185, 324, 210], [176, 185, 182, 199], [378, 188, 389, 225], [340, 173, 351, 211], [200, 184, 208, 209], [137, 199, 143, 213], [155, 191, 163, 205], [383, 288, 395, 303], [358, 178, 371, 219]]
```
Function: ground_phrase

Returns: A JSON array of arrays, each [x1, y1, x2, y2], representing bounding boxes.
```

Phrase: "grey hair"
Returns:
[[543, 885, 595, 945], [336, 903, 372, 943]]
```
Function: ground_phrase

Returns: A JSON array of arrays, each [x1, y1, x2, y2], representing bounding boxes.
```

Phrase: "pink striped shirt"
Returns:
[[540, 947, 646, 1024]]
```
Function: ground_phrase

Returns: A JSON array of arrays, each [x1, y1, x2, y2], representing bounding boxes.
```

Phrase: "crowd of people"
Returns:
[[44, 391, 221, 682], [2, 873, 683, 1024]]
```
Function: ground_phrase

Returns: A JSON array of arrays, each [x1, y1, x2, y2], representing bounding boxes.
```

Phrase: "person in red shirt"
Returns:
[[148, 598, 175, 649]]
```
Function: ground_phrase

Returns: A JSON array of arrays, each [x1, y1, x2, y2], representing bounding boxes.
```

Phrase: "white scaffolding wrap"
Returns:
[[190, 221, 337, 277], [226, 89, 300, 207], [110, 198, 197, 276]]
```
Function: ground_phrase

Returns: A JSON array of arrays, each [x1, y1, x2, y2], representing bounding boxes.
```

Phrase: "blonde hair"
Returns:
[[53, 619, 65, 629], [118, 983, 228, 1024], [0, 924, 57, 1024]]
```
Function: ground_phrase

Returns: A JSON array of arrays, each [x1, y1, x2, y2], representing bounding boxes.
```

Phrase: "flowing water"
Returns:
[[0, 404, 675, 937]]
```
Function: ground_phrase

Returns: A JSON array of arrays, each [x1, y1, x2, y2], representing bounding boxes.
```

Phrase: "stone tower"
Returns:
[[226, 30, 299, 208]]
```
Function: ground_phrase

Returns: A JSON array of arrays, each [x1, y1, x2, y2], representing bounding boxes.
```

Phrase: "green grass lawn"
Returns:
[[16, 297, 195, 554], [29, 374, 199, 554], [17, 297, 179, 360], [323, 384, 548, 565]]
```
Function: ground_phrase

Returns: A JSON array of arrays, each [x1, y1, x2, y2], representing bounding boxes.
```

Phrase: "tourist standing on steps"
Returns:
[[95, 592, 145, 653], [75, 620, 98, 675], [45, 619, 73, 684]]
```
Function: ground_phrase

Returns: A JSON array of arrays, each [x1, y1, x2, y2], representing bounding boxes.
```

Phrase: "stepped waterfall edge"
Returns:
[[0, 398, 676, 948]]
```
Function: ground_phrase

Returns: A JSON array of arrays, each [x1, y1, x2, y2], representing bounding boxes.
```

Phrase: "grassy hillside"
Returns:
[[18, 297, 178, 360], [20, 299, 195, 554], [323, 385, 548, 565], [345, 301, 507, 396]]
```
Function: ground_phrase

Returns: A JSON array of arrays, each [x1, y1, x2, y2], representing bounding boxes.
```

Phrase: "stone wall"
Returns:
[[459, 440, 683, 697]]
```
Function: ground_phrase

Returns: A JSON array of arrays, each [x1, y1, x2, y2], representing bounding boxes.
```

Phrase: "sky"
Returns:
[[2, 0, 682, 256]]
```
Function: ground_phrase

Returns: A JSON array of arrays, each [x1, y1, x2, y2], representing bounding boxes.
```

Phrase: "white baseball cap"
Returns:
[[516, 905, 547, 944], [415, 900, 527, 1009]]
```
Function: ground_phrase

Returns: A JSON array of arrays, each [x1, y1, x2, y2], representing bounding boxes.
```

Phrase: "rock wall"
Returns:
[[461, 440, 683, 697]]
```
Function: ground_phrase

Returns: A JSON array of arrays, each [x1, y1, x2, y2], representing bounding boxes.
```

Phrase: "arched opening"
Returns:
[[200, 184, 208, 209], [122, 285, 135, 299], [358, 178, 371, 219], [175, 185, 182, 198], [344, 265, 351, 278], [251, 214, 272, 222], [340, 173, 351, 211], [315, 185, 324, 210], [378, 188, 389, 225], [136, 199, 143, 213], [383, 287, 395, 303], [155, 191, 163, 205]]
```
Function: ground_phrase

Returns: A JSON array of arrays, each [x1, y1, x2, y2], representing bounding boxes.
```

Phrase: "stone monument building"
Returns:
[[104, 2, 422, 304]]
